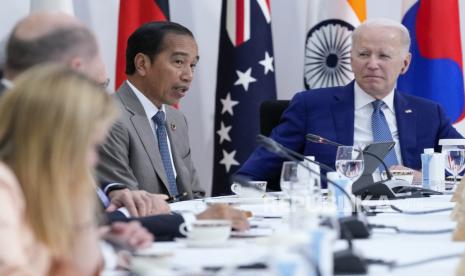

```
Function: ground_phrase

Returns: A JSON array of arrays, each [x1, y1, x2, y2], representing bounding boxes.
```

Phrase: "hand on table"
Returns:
[[196, 204, 250, 231], [390, 165, 422, 183], [101, 221, 154, 251], [106, 188, 171, 217]]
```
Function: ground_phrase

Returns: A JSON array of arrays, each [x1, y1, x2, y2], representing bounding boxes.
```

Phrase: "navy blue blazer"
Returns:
[[237, 81, 463, 190], [106, 211, 185, 241]]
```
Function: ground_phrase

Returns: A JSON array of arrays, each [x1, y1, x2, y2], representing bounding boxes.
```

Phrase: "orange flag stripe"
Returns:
[[348, 0, 366, 22]]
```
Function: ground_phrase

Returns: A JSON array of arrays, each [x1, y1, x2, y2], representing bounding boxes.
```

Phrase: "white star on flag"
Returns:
[[234, 68, 256, 91], [219, 149, 239, 172], [220, 93, 239, 115], [259, 51, 274, 75], [216, 122, 232, 144]]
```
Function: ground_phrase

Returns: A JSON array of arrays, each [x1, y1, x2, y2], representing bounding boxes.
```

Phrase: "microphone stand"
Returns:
[[256, 135, 369, 274], [306, 133, 410, 199], [306, 134, 393, 180]]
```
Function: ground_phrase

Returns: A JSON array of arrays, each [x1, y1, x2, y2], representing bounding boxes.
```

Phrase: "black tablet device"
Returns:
[[352, 141, 396, 196], [361, 141, 396, 176]]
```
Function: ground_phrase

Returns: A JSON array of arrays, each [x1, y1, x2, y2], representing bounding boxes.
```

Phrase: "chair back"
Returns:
[[259, 100, 290, 136]]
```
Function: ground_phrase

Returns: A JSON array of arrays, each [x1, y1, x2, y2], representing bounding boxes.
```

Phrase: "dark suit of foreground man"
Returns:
[[237, 18, 462, 191]]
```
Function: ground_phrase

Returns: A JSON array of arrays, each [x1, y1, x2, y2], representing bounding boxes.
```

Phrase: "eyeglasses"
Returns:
[[100, 78, 110, 89]]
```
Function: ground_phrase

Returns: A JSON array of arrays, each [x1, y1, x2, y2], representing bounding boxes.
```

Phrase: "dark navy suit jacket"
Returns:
[[237, 81, 463, 190], [105, 211, 184, 241]]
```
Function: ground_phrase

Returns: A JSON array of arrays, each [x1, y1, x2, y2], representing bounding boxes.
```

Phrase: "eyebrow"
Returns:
[[172, 51, 200, 62]]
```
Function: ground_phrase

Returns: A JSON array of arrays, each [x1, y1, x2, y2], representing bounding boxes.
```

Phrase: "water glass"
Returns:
[[444, 150, 465, 187], [335, 146, 365, 182], [280, 161, 300, 196]]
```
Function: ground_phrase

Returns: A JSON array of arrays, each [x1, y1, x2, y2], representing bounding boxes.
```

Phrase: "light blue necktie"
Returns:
[[371, 100, 398, 169], [153, 111, 179, 196]]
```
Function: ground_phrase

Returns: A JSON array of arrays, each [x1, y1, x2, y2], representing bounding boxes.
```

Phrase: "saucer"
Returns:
[[204, 196, 267, 205], [175, 238, 233, 248], [134, 247, 175, 258], [231, 227, 274, 238]]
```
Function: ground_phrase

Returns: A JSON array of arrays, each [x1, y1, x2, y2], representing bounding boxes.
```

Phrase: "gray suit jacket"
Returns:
[[96, 82, 204, 198]]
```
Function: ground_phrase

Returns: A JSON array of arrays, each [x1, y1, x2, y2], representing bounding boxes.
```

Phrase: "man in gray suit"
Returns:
[[97, 22, 205, 202], [3, 12, 249, 238]]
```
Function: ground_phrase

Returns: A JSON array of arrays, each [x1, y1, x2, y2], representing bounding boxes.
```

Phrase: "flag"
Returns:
[[398, 0, 465, 124], [303, 0, 366, 89], [115, 0, 169, 90], [212, 0, 277, 196]]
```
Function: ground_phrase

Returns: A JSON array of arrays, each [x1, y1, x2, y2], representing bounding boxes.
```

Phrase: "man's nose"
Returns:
[[366, 56, 380, 69], [181, 66, 194, 82]]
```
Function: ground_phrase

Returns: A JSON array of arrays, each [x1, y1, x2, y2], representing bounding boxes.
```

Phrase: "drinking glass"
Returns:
[[444, 150, 465, 187], [280, 161, 316, 230], [280, 161, 299, 197], [335, 146, 365, 182]]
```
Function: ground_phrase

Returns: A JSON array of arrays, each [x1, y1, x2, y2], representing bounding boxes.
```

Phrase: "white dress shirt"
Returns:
[[353, 82, 403, 165], [127, 80, 178, 177], [1, 78, 13, 89]]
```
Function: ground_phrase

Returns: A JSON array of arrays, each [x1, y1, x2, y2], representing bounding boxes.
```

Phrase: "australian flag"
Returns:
[[398, 0, 465, 123], [212, 0, 277, 196]]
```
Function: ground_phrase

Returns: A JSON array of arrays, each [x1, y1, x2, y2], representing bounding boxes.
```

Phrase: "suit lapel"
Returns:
[[117, 83, 171, 192], [394, 91, 416, 165], [331, 82, 355, 146]]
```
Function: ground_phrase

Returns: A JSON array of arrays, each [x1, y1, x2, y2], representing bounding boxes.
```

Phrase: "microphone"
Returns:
[[257, 135, 335, 172], [256, 135, 368, 273], [306, 134, 450, 214], [306, 133, 393, 180], [306, 133, 425, 200], [256, 135, 371, 238]]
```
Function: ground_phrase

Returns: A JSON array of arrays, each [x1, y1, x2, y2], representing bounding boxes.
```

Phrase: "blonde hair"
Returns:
[[0, 64, 118, 257]]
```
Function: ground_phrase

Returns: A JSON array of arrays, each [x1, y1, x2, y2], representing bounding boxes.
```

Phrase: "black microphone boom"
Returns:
[[258, 135, 335, 172], [305, 133, 393, 180], [256, 134, 371, 238], [305, 133, 426, 200], [256, 134, 369, 274]]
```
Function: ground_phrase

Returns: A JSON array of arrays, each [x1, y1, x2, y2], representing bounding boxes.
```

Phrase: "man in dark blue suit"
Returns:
[[237, 18, 462, 191]]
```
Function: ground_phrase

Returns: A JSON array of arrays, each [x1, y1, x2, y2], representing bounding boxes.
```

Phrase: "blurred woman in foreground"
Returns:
[[0, 65, 118, 275]]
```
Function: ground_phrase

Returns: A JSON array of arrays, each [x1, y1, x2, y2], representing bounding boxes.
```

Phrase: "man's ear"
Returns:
[[69, 57, 82, 70], [400, 52, 412, 75], [134, 53, 150, 77]]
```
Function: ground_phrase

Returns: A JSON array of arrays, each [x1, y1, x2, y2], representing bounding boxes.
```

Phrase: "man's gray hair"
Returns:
[[352, 18, 411, 57], [6, 25, 98, 74]]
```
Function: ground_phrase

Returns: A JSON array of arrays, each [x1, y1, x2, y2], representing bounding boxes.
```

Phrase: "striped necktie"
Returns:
[[371, 100, 398, 168], [153, 111, 179, 196]]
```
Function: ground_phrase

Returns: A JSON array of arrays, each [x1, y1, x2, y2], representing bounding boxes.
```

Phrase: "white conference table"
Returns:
[[126, 193, 464, 275]]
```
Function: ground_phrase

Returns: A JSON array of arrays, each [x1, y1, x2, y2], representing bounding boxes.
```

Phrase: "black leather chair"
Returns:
[[259, 100, 290, 136]]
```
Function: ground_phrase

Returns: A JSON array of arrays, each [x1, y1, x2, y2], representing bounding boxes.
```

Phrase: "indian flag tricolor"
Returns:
[[303, 0, 366, 90]]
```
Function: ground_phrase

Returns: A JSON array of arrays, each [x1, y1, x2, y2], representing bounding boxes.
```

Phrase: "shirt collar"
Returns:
[[126, 80, 165, 118], [1, 78, 13, 89], [354, 81, 395, 113]]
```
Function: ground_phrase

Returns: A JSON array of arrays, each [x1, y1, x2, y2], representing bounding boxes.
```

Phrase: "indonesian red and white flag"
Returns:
[[115, 0, 169, 90]]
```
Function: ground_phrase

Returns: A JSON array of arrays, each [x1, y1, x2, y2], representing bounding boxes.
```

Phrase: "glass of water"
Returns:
[[335, 146, 365, 182], [280, 161, 300, 197], [444, 150, 465, 187], [280, 161, 316, 230]]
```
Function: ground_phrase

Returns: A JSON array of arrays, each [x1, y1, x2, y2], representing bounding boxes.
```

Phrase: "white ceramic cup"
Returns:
[[230, 181, 267, 197], [179, 220, 232, 241]]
